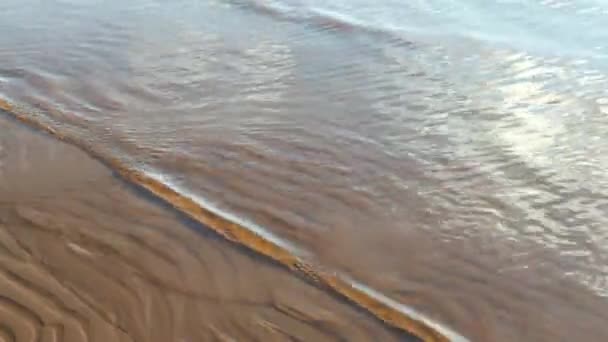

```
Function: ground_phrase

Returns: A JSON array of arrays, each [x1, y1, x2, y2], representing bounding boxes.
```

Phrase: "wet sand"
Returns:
[[0, 113, 421, 341]]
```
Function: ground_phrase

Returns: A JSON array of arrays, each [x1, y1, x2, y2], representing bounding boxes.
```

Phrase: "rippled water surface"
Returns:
[[2, 0, 608, 340]]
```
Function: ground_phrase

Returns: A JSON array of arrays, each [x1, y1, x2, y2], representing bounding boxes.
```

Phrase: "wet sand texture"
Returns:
[[0, 109, 435, 341]]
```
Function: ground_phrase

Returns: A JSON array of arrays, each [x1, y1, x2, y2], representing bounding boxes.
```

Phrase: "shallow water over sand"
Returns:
[[2, 0, 608, 340]]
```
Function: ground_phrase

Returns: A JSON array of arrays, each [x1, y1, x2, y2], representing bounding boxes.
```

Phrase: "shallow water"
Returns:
[[1, 0, 608, 340]]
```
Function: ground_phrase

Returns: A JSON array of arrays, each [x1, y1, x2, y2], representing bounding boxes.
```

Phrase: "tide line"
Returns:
[[0, 97, 466, 342]]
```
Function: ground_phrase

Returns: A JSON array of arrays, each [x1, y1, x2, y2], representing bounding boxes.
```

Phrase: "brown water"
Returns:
[[2, 0, 608, 341]]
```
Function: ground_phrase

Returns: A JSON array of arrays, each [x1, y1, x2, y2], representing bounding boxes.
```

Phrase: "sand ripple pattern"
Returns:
[[0, 116, 416, 342]]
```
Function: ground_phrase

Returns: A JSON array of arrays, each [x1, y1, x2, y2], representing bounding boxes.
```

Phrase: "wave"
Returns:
[[231, 0, 417, 47], [0, 97, 467, 342]]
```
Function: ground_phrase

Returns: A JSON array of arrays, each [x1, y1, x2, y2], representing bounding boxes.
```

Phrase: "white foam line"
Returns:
[[143, 167, 307, 256], [349, 279, 469, 342]]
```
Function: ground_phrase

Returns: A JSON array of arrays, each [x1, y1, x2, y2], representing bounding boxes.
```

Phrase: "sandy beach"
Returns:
[[0, 113, 419, 341]]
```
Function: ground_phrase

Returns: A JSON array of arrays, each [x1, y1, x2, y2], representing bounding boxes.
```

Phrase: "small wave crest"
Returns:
[[232, 0, 416, 47]]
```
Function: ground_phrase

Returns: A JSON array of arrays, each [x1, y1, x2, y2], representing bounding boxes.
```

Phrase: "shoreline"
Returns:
[[0, 110, 418, 341], [0, 102, 452, 340]]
